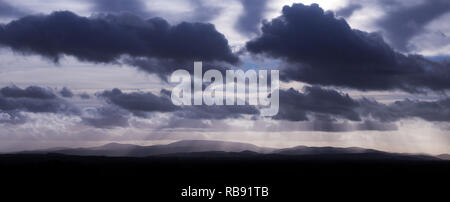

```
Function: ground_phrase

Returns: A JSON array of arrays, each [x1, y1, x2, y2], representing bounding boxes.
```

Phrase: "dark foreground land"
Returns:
[[0, 152, 449, 201]]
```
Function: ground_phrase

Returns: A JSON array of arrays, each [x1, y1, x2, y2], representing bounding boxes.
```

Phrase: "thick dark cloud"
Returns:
[[274, 86, 361, 121], [91, 0, 149, 17], [99, 85, 450, 124], [59, 87, 74, 98], [377, 0, 450, 51], [235, 0, 270, 36], [275, 85, 450, 123], [335, 3, 362, 18], [0, 11, 238, 74], [79, 93, 90, 99], [0, 85, 79, 114], [100, 88, 259, 119], [125, 57, 231, 79], [246, 3, 450, 92], [360, 98, 450, 122], [100, 88, 179, 115], [1, 86, 56, 99], [0, 0, 25, 17], [175, 105, 259, 119]]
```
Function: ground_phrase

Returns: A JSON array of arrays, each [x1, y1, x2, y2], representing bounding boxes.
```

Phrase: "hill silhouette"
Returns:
[[17, 140, 444, 161], [1, 140, 449, 201]]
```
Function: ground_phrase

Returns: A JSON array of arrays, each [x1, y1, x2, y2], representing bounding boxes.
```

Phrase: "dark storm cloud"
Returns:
[[99, 85, 450, 124], [0, 85, 79, 114], [274, 86, 361, 122], [376, 0, 450, 51], [59, 87, 74, 98], [335, 3, 362, 18], [124, 57, 231, 80], [235, 0, 270, 36], [100, 88, 259, 119], [79, 93, 90, 99], [91, 0, 149, 17], [175, 104, 259, 119], [100, 89, 179, 115], [0, 0, 25, 17], [246, 3, 450, 92], [0, 11, 238, 74], [360, 98, 450, 122], [274, 85, 450, 123], [1, 86, 56, 99]]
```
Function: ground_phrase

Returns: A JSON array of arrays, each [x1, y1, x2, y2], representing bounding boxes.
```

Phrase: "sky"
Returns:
[[0, 0, 449, 154]]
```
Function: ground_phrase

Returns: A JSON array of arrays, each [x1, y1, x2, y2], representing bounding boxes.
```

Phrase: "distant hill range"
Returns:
[[16, 140, 448, 160]]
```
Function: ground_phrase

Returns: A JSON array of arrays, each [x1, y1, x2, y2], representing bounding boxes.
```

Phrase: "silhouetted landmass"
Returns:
[[17, 140, 446, 160], [2, 140, 449, 201], [19, 140, 276, 157]]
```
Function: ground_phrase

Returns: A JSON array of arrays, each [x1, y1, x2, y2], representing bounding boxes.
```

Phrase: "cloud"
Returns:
[[259, 119, 397, 132], [376, 0, 450, 51], [0, 85, 79, 114], [274, 85, 450, 123], [59, 87, 74, 98], [0, 111, 27, 124], [188, 0, 223, 22], [91, 0, 150, 17], [99, 88, 179, 115], [79, 93, 90, 99], [100, 88, 259, 119], [0, 11, 238, 75], [360, 97, 450, 122], [246, 3, 450, 92], [0, 0, 26, 17], [335, 3, 361, 18], [274, 86, 361, 121], [1, 85, 56, 99], [234, 0, 270, 37], [174, 104, 259, 119], [124, 57, 232, 80], [81, 106, 130, 129]]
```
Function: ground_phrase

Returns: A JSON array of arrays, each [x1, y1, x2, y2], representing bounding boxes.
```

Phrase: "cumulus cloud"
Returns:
[[79, 93, 90, 99], [99, 88, 179, 115], [246, 3, 450, 92], [0, 11, 238, 76], [360, 98, 450, 122], [0, 85, 79, 117], [275, 85, 450, 123], [59, 87, 74, 98], [275, 86, 360, 121], [99, 88, 259, 119]]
